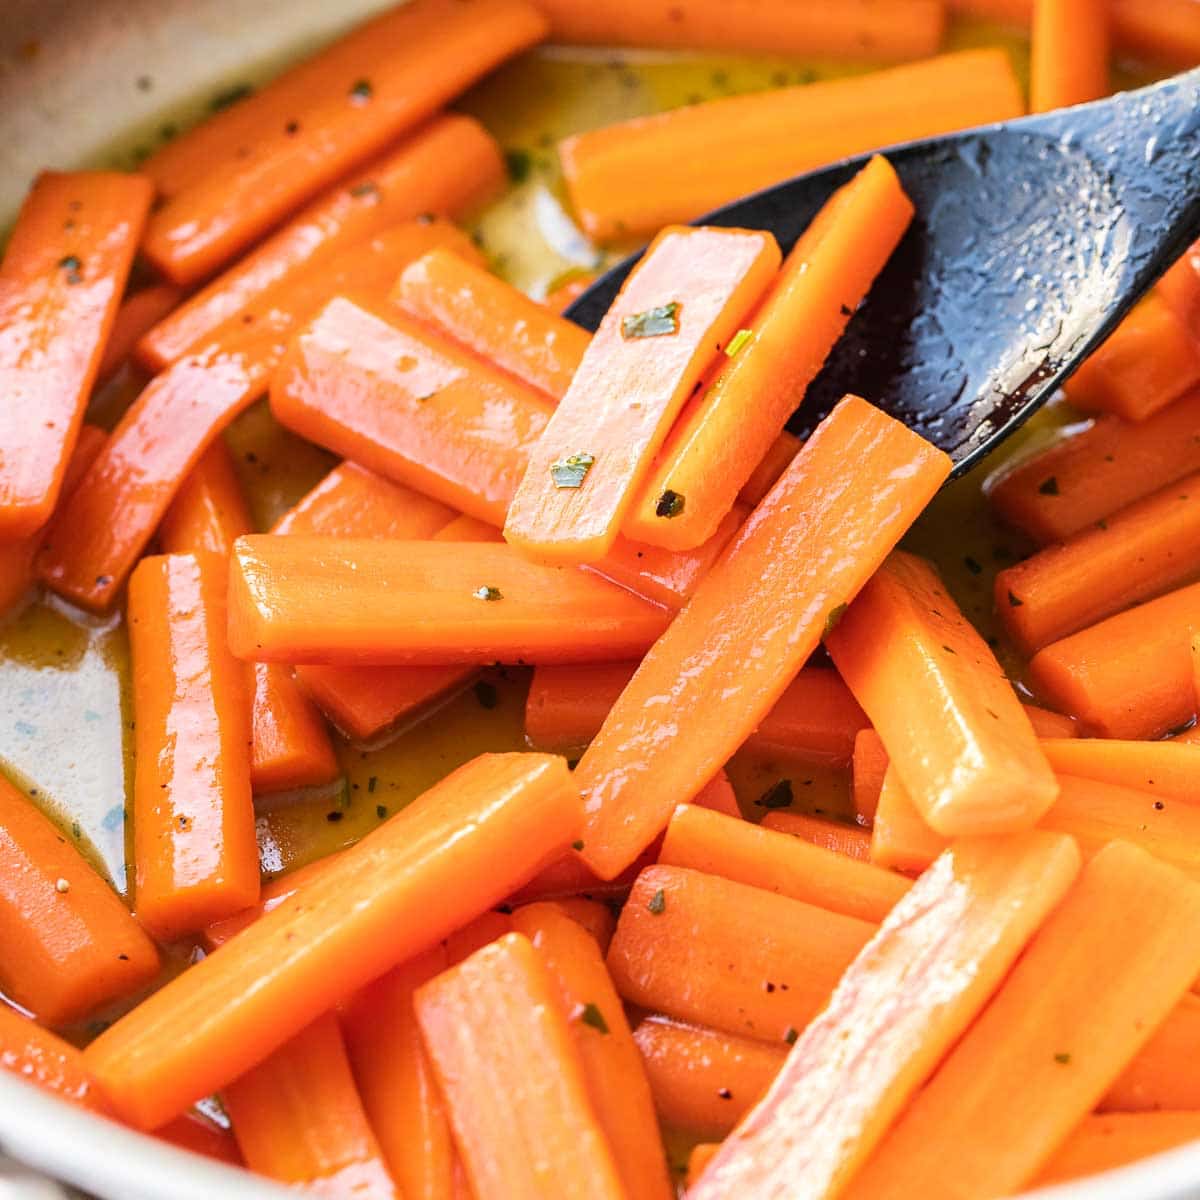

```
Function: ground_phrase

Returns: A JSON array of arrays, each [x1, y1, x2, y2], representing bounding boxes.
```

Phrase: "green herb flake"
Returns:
[[376, 804, 389, 819], [571, 839, 585, 851], [621, 301, 680, 340], [209, 82, 253, 111], [550, 451, 595, 489], [725, 328, 753, 357], [473, 680, 499, 709], [1038, 476, 1060, 496], [473, 585, 503, 601], [756, 779, 794, 810], [58, 254, 83, 284], [1007, 590, 1024, 608], [349, 180, 380, 200], [648, 888, 667, 915], [822, 603, 848, 640], [505, 148, 532, 183], [576, 1002, 610, 1035], [784, 1026, 799, 1046], [349, 78, 373, 103], [655, 489, 685, 519], [1054, 1052, 1071, 1065], [367, 776, 378, 793], [963, 555, 982, 575]]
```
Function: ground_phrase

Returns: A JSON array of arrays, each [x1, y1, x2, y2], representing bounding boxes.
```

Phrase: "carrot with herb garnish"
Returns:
[[97, 284, 185, 383], [0, 170, 151, 538], [737, 431, 802, 507], [852, 729, 888, 824], [760, 812, 874, 862], [1159, 238, 1200, 330], [1035, 1113, 1200, 1187], [1030, 0, 1109, 114], [0, 1003, 111, 1112], [1102, 993, 1200, 1113]]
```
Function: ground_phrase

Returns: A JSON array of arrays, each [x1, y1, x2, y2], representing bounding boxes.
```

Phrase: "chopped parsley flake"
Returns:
[[505, 148, 532, 183], [655, 489, 685, 518], [621, 301, 680, 340], [648, 888, 666, 915], [756, 779, 794, 810], [822, 603, 848, 639], [349, 79, 373, 103], [576, 1002, 609, 1034], [1054, 1052, 1071, 1064], [572, 839, 585, 851], [1008, 590, 1024, 608], [473, 585, 503, 601], [784, 1026, 799, 1045], [725, 328, 753, 357], [1038, 476, 1060, 496], [550, 451, 595, 489]]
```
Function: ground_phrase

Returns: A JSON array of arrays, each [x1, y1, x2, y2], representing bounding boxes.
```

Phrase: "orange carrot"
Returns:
[[545, 272, 597, 314], [85, 753, 580, 1129], [693, 833, 1081, 1200], [512, 902, 674, 1200], [1023, 705, 1079, 737], [0, 773, 158, 1027], [0, 171, 152, 538], [416, 932, 626, 1200], [737, 432, 803, 508], [852, 729, 888, 824], [443, 910, 514, 966], [608, 865, 874, 1042], [527, 898, 618, 955], [560, 49, 1022, 243], [157, 1111, 243, 1166], [843, 842, 1200, 1200], [98, 284, 184, 383], [1158, 238, 1200, 330], [157, 438, 253, 557], [624, 156, 914, 553], [827, 549, 1058, 835], [1040, 739, 1200, 804], [760, 812, 874, 861], [574, 397, 951, 879], [1034, 1113, 1200, 1187], [510, 852, 646, 906], [139, 114, 501, 369], [660, 804, 908, 925], [868, 766, 949, 873], [141, 0, 546, 284], [223, 1011, 396, 1196], [1102, 993, 1200, 1112], [0, 1003, 110, 1112], [1030, 0, 1109, 113], [688, 1145, 721, 1190], [692, 770, 741, 820]]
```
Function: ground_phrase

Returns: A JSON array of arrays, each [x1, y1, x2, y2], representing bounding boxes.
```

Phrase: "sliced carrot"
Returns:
[[560, 49, 1022, 243], [416, 932, 626, 1200], [157, 1111, 243, 1166], [851, 729, 888, 824], [510, 852, 645, 906], [737, 432, 802, 508], [1102, 993, 1200, 1112], [692, 770, 741, 820], [141, 0, 545, 284], [660, 804, 908, 925], [157, 437, 253, 557], [527, 897, 618, 954], [139, 114, 500, 369], [1158, 238, 1200, 330], [760, 812, 873, 861], [1034, 1112, 1200, 1187], [688, 1144, 721, 1190], [0, 1002, 110, 1112], [443, 910, 514, 965], [844, 841, 1200, 1200], [869, 766, 949, 873], [624, 156, 914, 553], [512, 902, 674, 1200], [85, 753, 579, 1129], [1108, 0, 1200, 67], [693, 833, 1081, 1200], [545, 272, 597, 314], [1023, 704, 1079, 737], [608, 865, 874, 1043], [0, 170, 152, 538], [1040, 739, 1200, 804], [1030, 0, 1109, 113], [0, 773, 158, 1027], [828, 550, 1057, 835], [98, 283, 184, 383]]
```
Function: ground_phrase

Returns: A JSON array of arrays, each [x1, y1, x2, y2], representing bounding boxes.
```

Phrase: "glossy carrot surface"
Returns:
[[1030, 0, 1109, 113], [1102, 993, 1200, 1113], [1034, 1113, 1200, 1187], [0, 1003, 111, 1112], [761, 811, 873, 862], [98, 283, 184, 383], [157, 438, 254, 557]]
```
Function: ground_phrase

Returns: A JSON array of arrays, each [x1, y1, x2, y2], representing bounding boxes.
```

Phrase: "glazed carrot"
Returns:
[[560, 49, 1022, 243], [1034, 1113, 1200, 1187], [0, 774, 159, 1027], [1030, 0, 1109, 113], [692, 770, 741, 820], [545, 272, 597, 314], [510, 852, 646, 906], [128, 552, 258, 940], [944, 0, 1035, 22], [987, 387, 1200, 544], [1023, 704, 1079, 737], [528, 898, 618, 954], [660, 804, 909, 924], [844, 842, 1200, 1200], [624, 157, 913, 553], [1158, 238, 1200, 330], [828, 550, 1057, 835], [0, 1003, 110, 1113], [157, 438, 253, 556], [86, 753, 579, 1129], [512, 902, 674, 1200], [229, 536, 670, 666], [139, 114, 501, 369], [608, 865, 874, 1042], [1040, 739, 1200, 804], [443, 910, 513, 965], [852, 729, 888, 824], [158, 1111, 243, 1166], [98, 283, 184, 382], [223, 1012, 396, 1196], [633, 1017, 786, 1138], [692, 833, 1081, 1200], [1065, 293, 1200, 421], [688, 1145, 721, 1190], [1029, 580, 1200, 738], [141, 0, 546, 284], [761, 812, 874, 861], [737, 432, 802, 508], [1102, 993, 1200, 1112], [0, 171, 152, 538], [869, 767, 949, 873], [416, 932, 626, 1200]]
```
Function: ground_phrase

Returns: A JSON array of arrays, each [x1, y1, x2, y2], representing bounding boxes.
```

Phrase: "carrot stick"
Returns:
[[1158, 238, 1200, 330], [524, 897, 618, 954], [545, 272, 597, 314], [229, 535, 671, 666], [1030, 0, 1109, 114], [692, 833, 1081, 1200], [660, 804, 908, 925], [1040, 739, 1200, 804], [0, 773, 159, 1026], [737, 432, 802, 508], [1024, 705, 1079, 737], [128, 552, 258, 940], [512, 902, 674, 1200], [157, 437, 254, 557], [157, 1111, 243, 1166], [560, 49, 1023, 243], [827, 549, 1058, 835], [1102, 994, 1200, 1112], [0, 1003, 111, 1113], [575, 397, 950, 879], [692, 770, 741, 820], [98, 283, 184, 383], [1064, 292, 1200, 422], [761, 813, 874, 861], [415, 932, 626, 1200], [633, 1017, 786, 1139], [1034, 1112, 1200, 1187], [1108, 0, 1200, 67], [442, 910, 513, 966], [623, 156, 914, 553], [688, 1145, 721, 1190], [868, 766, 949, 873], [223, 1011, 396, 1196], [843, 841, 1200, 1200], [987, 387, 1200, 544], [851, 729, 888, 824], [0, 170, 152, 538], [608, 865, 874, 1043], [139, 114, 501, 370], [141, 0, 546, 284], [510, 852, 646, 906], [85, 753, 579, 1129]]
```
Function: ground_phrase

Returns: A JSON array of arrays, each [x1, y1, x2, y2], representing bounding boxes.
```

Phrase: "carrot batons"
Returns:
[[0, 774, 158, 1027], [157, 438, 254, 557], [1034, 1112, 1200, 1187], [765, 813, 875, 862], [1103, 993, 1200, 1113], [560, 49, 1023, 243], [0, 170, 151, 538], [1040, 739, 1200, 804], [1108, 0, 1200, 68], [98, 283, 184, 383], [624, 156, 913, 553], [415, 933, 627, 1200], [845, 842, 1200, 1200], [737, 431, 802, 508], [1030, 0, 1109, 114], [692, 833, 1081, 1200], [1159, 238, 1200, 331], [0, 1003, 110, 1112], [852, 728, 888, 823]]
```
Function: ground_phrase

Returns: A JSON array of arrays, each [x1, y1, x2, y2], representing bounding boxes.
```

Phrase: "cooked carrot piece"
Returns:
[[1065, 293, 1200, 422], [1102, 994, 1200, 1112], [688, 1144, 721, 1190], [575, 397, 950, 879], [660, 805, 908, 925], [0, 171, 152, 538], [512, 903, 674, 1200], [139, 114, 500, 369], [843, 842, 1200, 1200], [157, 1111, 243, 1166], [633, 1017, 786, 1139], [851, 729, 888, 824], [1108, 0, 1200, 67], [869, 766, 949, 873], [693, 833, 1080, 1200], [442, 910, 514, 966], [765, 810, 883, 863], [692, 770, 741, 820], [85, 753, 579, 1129], [223, 1011, 396, 1196], [157, 438, 254, 557], [737, 432, 802, 508], [416, 932, 627, 1200], [1030, 0, 1109, 113], [608, 865, 874, 1042], [828, 550, 1057, 835], [524, 898, 618, 954], [510, 851, 646, 906], [1158, 238, 1200, 329], [98, 284, 184, 383], [0, 774, 158, 1027], [141, 0, 546, 284], [624, 157, 913, 553], [0, 1003, 111, 1112], [1040, 739, 1200, 804], [544, 272, 597, 314], [1034, 1113, 1200, 1187], [560, 49, 1022, 243]]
